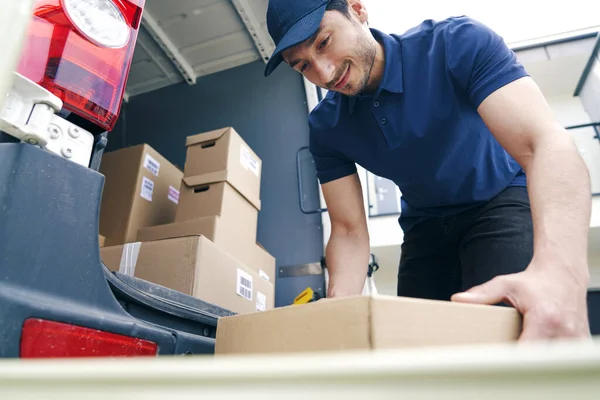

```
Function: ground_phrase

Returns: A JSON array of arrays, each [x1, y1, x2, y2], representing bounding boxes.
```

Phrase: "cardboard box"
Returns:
[[215, 295, 522, 354], [137, 217, 276, 282], [183, 127, 261, 210], [99, 144, 183, 246], [100, 236, 274, 315], [248, 243, 276, 283], [99, 235, 106, 247], [176, 181, 258, 244]]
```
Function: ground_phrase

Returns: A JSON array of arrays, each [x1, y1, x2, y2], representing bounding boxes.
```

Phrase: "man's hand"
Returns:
[[451, 261, 591, 341]]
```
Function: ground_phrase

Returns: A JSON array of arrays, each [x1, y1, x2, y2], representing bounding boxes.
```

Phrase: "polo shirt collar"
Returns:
[[348, 28, 404, 114]]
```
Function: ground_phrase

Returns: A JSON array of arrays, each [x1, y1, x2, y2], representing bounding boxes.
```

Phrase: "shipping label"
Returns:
[[168, 186, 180, 204], [256, 291, 266, 312], [143, 153, 160, 176], [240, 146, 259, 177], [141, 176, 154, 202], [236, 268, 253, 301]]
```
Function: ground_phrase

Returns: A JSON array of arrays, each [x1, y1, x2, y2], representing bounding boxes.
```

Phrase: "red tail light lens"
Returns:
[[21, 318, 158, 358], [16, 0, 146, 131]]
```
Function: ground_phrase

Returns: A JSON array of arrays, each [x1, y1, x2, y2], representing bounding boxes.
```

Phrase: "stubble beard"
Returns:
[[324, 31, 377, 96], [350, 34, 377, 96]]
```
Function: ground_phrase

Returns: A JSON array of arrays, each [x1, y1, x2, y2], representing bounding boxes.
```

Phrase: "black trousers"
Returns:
[[397, 187, 534, 300]]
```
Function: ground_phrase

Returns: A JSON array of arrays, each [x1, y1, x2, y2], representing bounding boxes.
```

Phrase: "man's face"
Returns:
[[282, 5, 377, 96]]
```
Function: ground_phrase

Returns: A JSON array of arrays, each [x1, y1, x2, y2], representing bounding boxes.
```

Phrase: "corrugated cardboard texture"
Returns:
[[99, 144, 183, 246], [137, 216, 274, 282], [247, 243, 276, 284], [175, 181, 259, 247], [369, 296, 522, 349], [100, 236, 274, 314], [215, 296, 370, 354], [215, 295, 522, 355], [183, 127, 261, 211], [101, 237, 197, 295], [194, 238, 274, 314]]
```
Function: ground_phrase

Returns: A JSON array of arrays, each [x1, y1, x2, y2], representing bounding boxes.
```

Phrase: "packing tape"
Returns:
[[119, 242, 141, 276]]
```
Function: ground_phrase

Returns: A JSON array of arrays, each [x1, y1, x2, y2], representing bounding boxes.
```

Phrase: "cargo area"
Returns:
[[2, 0, 600, 396]]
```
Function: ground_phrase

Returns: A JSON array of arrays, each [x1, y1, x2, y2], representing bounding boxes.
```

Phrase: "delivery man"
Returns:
[[263, 0, 592, 340]]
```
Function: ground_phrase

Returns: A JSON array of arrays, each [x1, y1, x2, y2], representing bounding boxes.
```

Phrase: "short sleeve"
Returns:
[[445, 17, 529, 108], [308, 121, 357, 184]]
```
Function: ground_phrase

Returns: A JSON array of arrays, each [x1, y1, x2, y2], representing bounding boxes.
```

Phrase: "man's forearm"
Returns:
[[325, 228, 370, 297], [526, 130, 591, 283]]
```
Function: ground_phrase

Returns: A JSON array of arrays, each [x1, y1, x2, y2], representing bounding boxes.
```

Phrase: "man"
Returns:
[[264, 0, 592, 340]]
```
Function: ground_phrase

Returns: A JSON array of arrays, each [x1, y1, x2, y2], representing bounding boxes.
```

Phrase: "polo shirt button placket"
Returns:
[[373, 101, 380, 108], [381, 117, 387, 125]]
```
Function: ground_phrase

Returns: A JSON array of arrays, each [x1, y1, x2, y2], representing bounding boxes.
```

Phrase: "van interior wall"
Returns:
[[107, 60, 324, 275]]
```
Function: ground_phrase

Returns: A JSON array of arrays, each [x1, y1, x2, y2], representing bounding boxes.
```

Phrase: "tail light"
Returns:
[[21, 318, 158, 358], [16, 0, 145, 132]]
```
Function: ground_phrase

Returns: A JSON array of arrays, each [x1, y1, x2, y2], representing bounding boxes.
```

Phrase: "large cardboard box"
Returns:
[[176, 182, 258, 244], [100, 236, 274, 315], [137, 217, 276, 282], [99, 144, 182, 246], [183, 127, 261, 210], [215, 295, 522, 354]]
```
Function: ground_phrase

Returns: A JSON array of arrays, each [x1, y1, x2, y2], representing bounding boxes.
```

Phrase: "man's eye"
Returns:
[[300, 62, 308, 72], [319, 37, 329, 49]]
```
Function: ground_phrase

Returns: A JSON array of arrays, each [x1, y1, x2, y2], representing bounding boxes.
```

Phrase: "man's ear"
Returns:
[[348, 0, 369, 25]]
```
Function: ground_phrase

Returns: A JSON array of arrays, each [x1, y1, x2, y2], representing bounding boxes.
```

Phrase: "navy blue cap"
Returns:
[[264, 0, 329, 77]]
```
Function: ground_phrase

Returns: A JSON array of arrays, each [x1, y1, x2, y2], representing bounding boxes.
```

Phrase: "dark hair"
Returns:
[[326, 0, 351, 18]]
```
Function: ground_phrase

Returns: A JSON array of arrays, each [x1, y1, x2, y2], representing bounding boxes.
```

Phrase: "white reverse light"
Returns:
[[62, 0, 130, 48]]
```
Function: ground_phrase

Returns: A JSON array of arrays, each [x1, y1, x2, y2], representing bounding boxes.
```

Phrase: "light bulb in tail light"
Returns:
[[16, 0, 146, 132], [63, 0, 130, 48]]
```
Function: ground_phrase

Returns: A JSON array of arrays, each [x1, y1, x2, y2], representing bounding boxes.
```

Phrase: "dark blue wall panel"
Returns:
[[108, 60, 324, 275]]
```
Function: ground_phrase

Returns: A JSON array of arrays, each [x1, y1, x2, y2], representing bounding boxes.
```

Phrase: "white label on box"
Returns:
[[236, 268, 253, 301], [168, 186, 180, 204], [259, 269, 270, 282], [256, 291, 266, 312], [140, 176, 154, 202], [240, 146, 259, 177], [143, 153, 160, 176]]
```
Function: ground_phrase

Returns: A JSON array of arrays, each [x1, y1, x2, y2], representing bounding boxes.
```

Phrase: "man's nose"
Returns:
[[314, 59, 335, 85]]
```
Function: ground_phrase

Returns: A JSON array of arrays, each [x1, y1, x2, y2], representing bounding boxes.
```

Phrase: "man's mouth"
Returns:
[[334, 65, 351, 89]]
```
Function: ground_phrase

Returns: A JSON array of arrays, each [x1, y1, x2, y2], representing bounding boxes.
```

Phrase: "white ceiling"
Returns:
[[124, 0, 598, 100], [125, 0, 272, 97]]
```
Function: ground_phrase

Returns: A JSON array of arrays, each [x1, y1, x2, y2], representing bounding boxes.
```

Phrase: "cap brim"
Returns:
[[264, 3, 328, 77]]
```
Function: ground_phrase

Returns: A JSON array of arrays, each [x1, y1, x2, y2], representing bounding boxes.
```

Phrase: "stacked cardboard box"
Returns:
[[123, 127, 276, 314], [98, 143, 183, 247], [100, 235, 274, 314]]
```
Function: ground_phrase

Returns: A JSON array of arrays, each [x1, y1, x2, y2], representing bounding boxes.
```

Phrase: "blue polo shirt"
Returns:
[[308, 16, 529, 233]]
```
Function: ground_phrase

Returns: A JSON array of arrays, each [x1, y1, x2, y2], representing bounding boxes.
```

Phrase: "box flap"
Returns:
[[137, 218, 218, 242], [369, 295, 522, 350], [183, 175, 262, 211], [185, 127, 231, 147], [183, 172, 228, 187]]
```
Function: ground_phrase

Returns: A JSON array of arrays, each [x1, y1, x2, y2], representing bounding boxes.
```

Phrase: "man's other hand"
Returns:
[[451, 264, 591, 341]]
